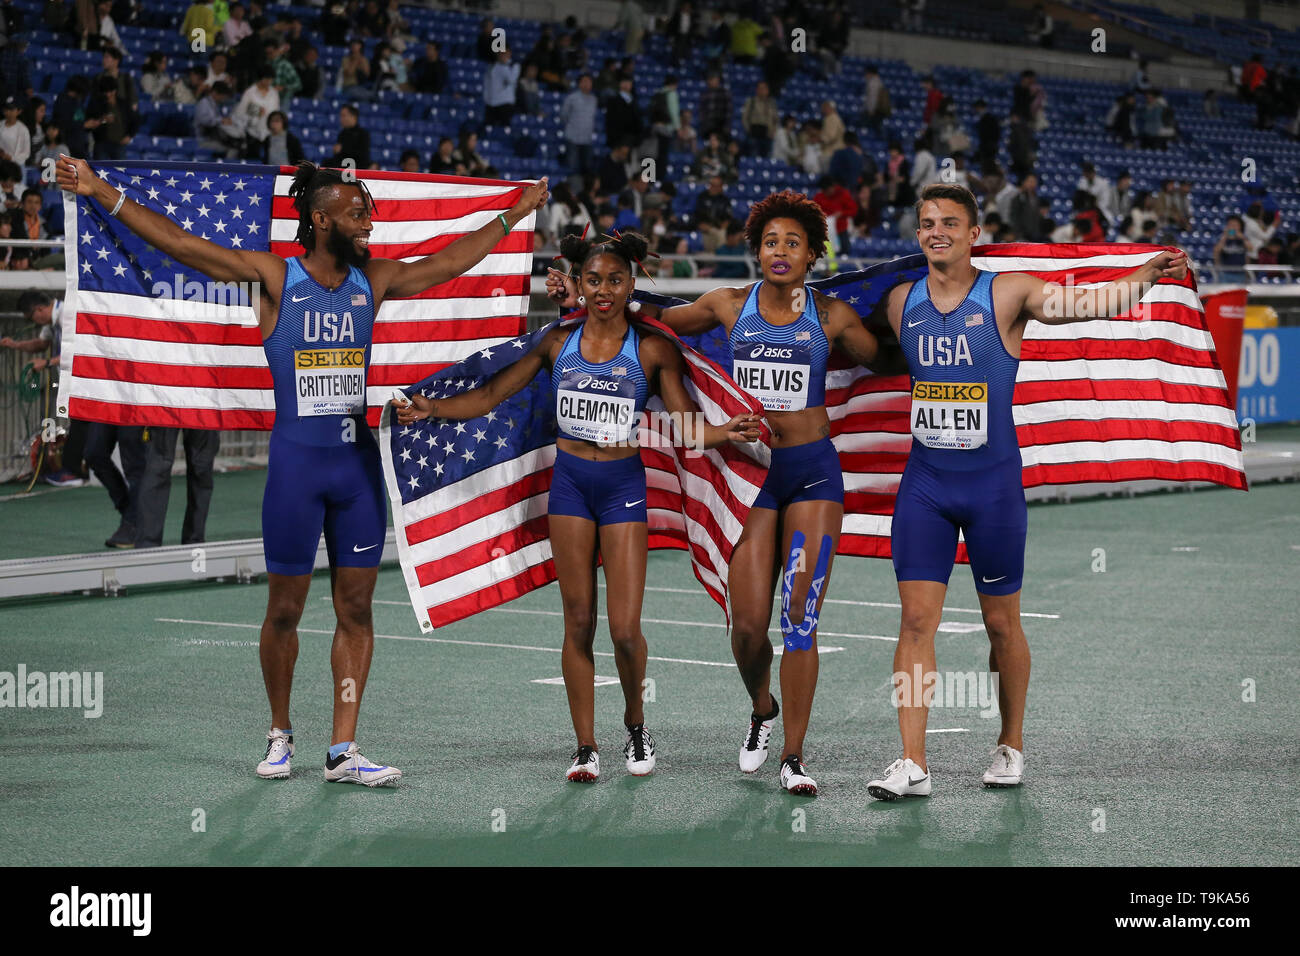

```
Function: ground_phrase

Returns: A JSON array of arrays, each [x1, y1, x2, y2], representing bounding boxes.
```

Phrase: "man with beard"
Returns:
[[55, 157, 549, 787]]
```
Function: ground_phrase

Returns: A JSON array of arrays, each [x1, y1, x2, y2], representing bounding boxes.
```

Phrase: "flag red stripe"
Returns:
[[414, 515, 550, 587], [424, 560, 557, 628], [73, 355, 271, 389], [66, 397, 275, 429], [1016, 419, 1242, 448], [77, 311, 262, 346], [1023, 459, 1249, 489], [270, 191, 523, 223], [404, 469, 551, 547], [373, 317, 526, 343], [1013, 379, 1229, 407], [1022, 338, 1218, 367]]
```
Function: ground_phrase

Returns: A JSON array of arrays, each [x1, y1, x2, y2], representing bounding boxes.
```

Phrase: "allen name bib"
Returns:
[[732, 341, 812, 411], [555, 369, 639, 445], [294, 347, 366, 417], [910, 381, 989, 450]]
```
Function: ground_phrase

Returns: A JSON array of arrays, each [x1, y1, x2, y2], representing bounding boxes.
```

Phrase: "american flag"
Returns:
[[55, 161, 534, 427], [381, 316, 768, 630], [647, 243, 1248, 560]]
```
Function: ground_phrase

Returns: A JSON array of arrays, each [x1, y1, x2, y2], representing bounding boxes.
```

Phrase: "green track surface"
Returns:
[[1, 473, 1298, 866]]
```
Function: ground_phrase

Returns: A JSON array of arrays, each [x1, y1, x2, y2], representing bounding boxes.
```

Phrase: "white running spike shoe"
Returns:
[[623, 724, 656, 776], [256, 729, 294, 779], [739, 699, 779, 773], [982, 744, 1024, 788], [567, 745, 600, 783], [779, 754, 818, 796], [323, 744, 402, 787], [867, 758, 932, 801]]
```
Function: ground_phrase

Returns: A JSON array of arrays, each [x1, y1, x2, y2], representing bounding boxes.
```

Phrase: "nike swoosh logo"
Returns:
[[624, 499, 644, 508], [290, 294, 310, 302], [802, 478, 828, 489], [908, 775, 928, 786], [982, 575, 1006, 583], [742, 330, 758, 336], [906, 319, 925, 328], [353, 544, 379, 552]]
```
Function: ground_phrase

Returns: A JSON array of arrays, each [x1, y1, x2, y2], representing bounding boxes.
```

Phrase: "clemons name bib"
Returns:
[[732, 340, 812, 411], [294, 347, 367, 417], [555, 368, 640, 445], [910, 380, 989, 450]]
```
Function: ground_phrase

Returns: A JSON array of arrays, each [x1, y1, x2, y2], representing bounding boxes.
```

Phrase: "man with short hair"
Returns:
[[560, 73, 598, 175], [867, 182, 1187, 800]]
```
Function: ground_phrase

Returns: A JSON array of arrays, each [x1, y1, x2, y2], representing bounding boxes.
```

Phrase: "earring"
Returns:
[[578, 295, 586, 306], [628, 300, 641, 312]]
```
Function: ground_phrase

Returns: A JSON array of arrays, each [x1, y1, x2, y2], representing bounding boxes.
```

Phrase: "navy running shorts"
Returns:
[[548, 448, 647, 525], [890, 454, 1027, 595], [753, 436, 845, 511], [262, 429, 387, 576]]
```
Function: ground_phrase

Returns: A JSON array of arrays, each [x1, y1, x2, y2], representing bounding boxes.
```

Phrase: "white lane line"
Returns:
[[532, 676, 621, 687], [590, 583, 1062, 620], [486, 606, 880, 643], [926, 728, 971, 734], [156, 617, 750, 668]]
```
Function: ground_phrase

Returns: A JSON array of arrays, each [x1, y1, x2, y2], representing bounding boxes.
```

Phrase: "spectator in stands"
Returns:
[[648, 75, 680, 161], [52, 76, 90, 158], [1152, 178, 1187, 232], [698, 72, 733, 143], [195, 81, 239, 157], [93, 0, 127, 56], [901, 0, 925, 31], [1244, 202, 1281, 259], [394, 150, 418, 174], [1036, 198, 1055, 241], [1077, 162, 1116, 228], [375, 39, 412, 94], [974, 211, 1001, 245], [474, 16, 498, 63], [172, 66, 204, 105], [605, 76, 642, 151], [268, 38, 302, 101], [798, 119, 824, 177], [0, 216, 28, 269], [813, 175, 857, 251], [333, 102, 371, 169], [1011, 69, 1043, 125], [930, 97, 970, 156], [862, 65, 891, 133], [1070, 189, 1106, 241], [597, 141, 634, 197], [595, 58, 621, 104], [293, 46, 321, 100], [911, 130, 940, 192], [453, 130, 492, 178], [1203, 89, 1220, 118], [919, 75, 943, 128], [711, 219, 749, 278], [616, 0, 647, 56], [337, 40, 373, 101], [429, 136, 459, 175], [695, 132, 729, 181], [1240, 54, 1266, 102], [561, 73, 598, 175], [665, 1, 697, 67], [223, 2, 252, 49], [0, 96, 29, 167], [829, 132, 869, 192], [1107, 91, 1136, 147], [1124, 191, 1158, 241], [482, 48, 520, 127], [772, 113, 798, 166], [819, 99, 846, 161], [1213, 215, 1248, 281], [663, 106, 693, 156], [972, 99, 1000, 167], [139, 52, 173, 101], [10, 188, 45, 258], [1007, 112, 1036, 179], [1112, 170, 1135, 226], [547, 182, 592, 242], [261, 110, 303, 166], [87, 77, 131, 160], [97, 49, 139, 137], [1008, 173, 1042, 242], [319, 2, 351, 46], [1138, 89, 1164, 149], [742, 82, 778, 159], [0, 35, 32, 103], [514, 62, 541, 118], [34, 122, 64, 172], [234, 67, 278, 159], [0, 159, 19, 211], [411, 41, 447, 96], [759, 29, 794, 98], [694, 174, 732, 228], [1028, 4, 1053, 48], [181, 1, 217, 50], [1051, 215, 1092, 244], [203, 52, 233, 96]]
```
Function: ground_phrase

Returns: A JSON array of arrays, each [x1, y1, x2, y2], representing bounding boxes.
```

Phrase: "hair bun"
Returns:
[[559, 232, 592, 265]]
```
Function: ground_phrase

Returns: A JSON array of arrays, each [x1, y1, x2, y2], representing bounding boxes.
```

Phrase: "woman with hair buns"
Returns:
[[396, 230, 761, 784], [548, 191, 890, 796]]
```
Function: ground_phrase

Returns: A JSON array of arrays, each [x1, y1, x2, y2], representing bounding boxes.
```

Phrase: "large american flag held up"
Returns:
[[55, 161, 535, 427], [381, 317, 768, 630], [647, 242, 1248, 561]]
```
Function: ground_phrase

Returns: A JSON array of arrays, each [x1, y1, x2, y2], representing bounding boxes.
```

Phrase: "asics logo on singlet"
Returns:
[[750, 344, 794, 359], [577, 375, 621, 392]]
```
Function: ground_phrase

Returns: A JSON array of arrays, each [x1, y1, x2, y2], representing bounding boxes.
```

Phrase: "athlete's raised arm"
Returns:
[[393, 326, 561, 424], [1014, 249, 1189, 326], [368, 178, 550, 302], [56, 155, 284, 289], [546, 268, 742, 336], [641, 333, 762, 448]]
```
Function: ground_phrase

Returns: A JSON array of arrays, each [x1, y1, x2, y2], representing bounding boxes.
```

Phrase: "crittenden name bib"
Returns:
[[294, 348, 366, 417], [732, 341, 812, 411], [556, 369, 639, 445], [910, 381, 989, 450]]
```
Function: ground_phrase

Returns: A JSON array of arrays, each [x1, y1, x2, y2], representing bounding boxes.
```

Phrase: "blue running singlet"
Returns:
[[259, 258, 385, 575], [551, 322, 649, 445], [728, 282, 830, 412]]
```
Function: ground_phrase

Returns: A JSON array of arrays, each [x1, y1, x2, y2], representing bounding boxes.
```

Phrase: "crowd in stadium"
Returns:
[[0, 0, 1298, 284]]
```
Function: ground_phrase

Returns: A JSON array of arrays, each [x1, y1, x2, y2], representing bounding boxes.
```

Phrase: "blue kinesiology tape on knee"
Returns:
[[788, 535, 834, 651], [779, 531, 806, 648]]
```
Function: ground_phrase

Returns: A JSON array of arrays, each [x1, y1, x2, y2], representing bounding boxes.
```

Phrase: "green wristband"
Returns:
[[497, 213, 510, 236]]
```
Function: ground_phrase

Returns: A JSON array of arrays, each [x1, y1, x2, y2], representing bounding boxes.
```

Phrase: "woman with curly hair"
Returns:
[[398, 231, 761, 784], [548, 191, 887, 796]]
